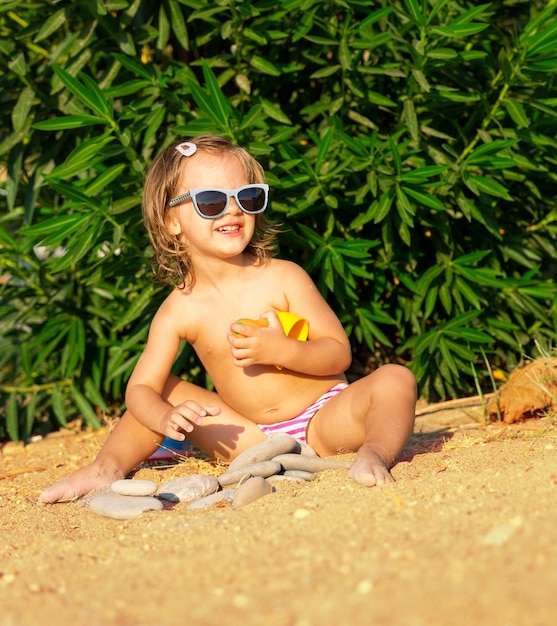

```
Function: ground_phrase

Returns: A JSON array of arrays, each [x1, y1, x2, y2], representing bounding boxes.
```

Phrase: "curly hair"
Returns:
[[142, 135, 280, 289]]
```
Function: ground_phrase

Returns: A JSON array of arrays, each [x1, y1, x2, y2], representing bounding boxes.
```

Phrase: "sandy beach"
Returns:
[[1, 400, 556, 626]]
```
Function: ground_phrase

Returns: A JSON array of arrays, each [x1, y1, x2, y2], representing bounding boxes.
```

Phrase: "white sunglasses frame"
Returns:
[[168, 184, 269, 219]]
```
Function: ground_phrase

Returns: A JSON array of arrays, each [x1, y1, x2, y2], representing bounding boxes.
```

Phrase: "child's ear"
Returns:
[[165, 211, 182, 236]]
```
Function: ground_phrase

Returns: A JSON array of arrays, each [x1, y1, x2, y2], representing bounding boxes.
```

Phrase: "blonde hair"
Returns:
[[142, 135, 279, 289]]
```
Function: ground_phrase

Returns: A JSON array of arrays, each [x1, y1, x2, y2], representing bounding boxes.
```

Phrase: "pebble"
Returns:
[[88, 492, 163, 520], [217, 460, 282, 486], [227, 433, 299, 471], [297, 441, 318, 457], [158, 474, 220, 503], [186, 489, 235, 510], [272, 453, 351, 473], [111, 479, 158, 497], [232, 476, 273, 509], [481, 517, 523, 546], [283, 470, 315, 481]]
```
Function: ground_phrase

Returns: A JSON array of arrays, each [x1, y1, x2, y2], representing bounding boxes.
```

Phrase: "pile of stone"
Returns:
[[88, 433, 350, 520]]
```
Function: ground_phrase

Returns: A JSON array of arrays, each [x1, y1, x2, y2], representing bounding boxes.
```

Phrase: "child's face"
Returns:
[[166, 152, 257, 263]]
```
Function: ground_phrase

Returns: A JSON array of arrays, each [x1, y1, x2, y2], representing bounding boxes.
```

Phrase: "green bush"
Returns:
[[1, 0, 556, 440]]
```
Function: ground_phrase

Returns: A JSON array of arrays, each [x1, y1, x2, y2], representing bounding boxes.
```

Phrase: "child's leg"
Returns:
[[306, 364, 417, 487], [38, 375, 268, 504]]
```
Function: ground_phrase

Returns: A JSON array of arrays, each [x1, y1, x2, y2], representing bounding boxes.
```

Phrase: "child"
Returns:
[[38, 134, 416, 504]]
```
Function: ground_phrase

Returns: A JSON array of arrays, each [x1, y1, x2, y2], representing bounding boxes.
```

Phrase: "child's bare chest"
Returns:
[[188, 291, 284, 357]]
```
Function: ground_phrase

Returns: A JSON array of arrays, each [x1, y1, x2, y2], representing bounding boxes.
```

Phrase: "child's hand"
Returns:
[[228, 311, 288, 368], [160, 401, 220, 440]]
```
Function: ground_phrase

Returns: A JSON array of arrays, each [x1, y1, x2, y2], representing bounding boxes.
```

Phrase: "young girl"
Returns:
[[39, 134, 416, 504]]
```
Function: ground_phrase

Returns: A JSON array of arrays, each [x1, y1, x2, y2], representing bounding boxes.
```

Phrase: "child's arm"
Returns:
[[229, 261, 352, 376], [125, 297, 219, 440]]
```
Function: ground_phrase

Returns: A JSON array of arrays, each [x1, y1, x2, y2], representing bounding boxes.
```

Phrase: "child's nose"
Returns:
[[227, 196, 242, 214]]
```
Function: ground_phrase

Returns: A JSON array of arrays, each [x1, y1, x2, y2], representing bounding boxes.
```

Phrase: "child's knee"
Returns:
[[374, 364, 417, 395]]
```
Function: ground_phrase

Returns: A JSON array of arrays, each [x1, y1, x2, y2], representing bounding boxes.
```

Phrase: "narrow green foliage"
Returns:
[[1, 0, 556, 439]]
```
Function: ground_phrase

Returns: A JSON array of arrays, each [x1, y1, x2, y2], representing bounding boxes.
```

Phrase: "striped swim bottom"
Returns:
[[257, 383, 348, 442]]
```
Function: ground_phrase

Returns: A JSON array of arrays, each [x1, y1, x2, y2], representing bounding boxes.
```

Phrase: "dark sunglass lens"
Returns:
[[196, 190, 227, 216], [238, 187, 266, 213]]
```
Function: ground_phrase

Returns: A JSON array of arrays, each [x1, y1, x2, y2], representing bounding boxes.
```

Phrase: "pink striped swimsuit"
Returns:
[[257, 383, 348, 442]]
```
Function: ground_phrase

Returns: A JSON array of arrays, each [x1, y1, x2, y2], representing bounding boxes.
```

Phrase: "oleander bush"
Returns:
[[1, 0, 556, 440]]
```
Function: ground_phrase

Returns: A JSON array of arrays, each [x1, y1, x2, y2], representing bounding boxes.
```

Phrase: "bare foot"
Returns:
[[37, 462, 125, 505], [348, 445, 394, 487]]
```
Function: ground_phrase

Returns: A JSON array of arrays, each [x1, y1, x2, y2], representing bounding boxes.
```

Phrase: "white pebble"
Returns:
[[272, 453, 350, 473], [111, 479, 158, 497], [88, 492, 163, 520], [232, 477, 273, 509], [228, 433, 299, 471], [186, 489, 235, 510], [158, 474, 219, 503], [218, 460, 282, 486]]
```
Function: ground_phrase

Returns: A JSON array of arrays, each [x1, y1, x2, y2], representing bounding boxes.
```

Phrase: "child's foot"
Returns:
[[348, 445, 394, 487], [37, 462, 125, 504]]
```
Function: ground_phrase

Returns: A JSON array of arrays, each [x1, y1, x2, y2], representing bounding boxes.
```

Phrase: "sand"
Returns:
[[1, 401, 556, 626]]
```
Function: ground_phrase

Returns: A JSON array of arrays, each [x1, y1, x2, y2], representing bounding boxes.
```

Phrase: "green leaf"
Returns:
[[112, 53, 155, 81], [403, 186, 445, 211], [51, 386, 68, 427], [48, 135, 114, 179], [454, 276, 483, 309], [33, 115, 108, 130], [316, 126, 335, 174], [114, 285, 156, 331], [404, 99, 419, 141], [372, 191, 394, 223], [201, 61, 232, 127], [260, 98, 292, 125], [357, 6, 393, 30], [527, 20, 557, 56], [438, 338, 460, 375], [427, 48, 457, 60], [51, 65, 112, 120], [84, 163, 126, 196], [452, 250, 491, 265], [34, 7, 67, 43], [71, 384, 102, 429], [19, 213, 90, 238], [466, 140, 517, 163], [403, 0, 424, 24], [12, 87, 34, 133], [504, 99, 529, 128], [469, 175, 513, 201], [452, 3, 492, 25], [41, 179, 96, 208], [368, 91, 396, 107], [310, 65, 342, 79], [104, 79, 153, 98], [239, 104, 263, 131], [432, 23, 490, 38], [250, 56, 282, 76], [453, 327, 493, 344], [84, 377, 109, 412], [167, 0, 189, 50], [7, 394, 19, 441]]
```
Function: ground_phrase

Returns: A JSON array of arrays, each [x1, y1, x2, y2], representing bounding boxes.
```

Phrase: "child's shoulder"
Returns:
[[267, 257, 308, 277], [153, 287, 194, 322], [150, 287, 198, 341]]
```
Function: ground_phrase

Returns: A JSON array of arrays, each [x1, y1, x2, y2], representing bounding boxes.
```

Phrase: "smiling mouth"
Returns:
[[217, 225, 241, 233]]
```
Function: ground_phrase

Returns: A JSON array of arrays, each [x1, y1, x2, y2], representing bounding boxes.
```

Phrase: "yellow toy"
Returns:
[[233, 311, 309, 341]]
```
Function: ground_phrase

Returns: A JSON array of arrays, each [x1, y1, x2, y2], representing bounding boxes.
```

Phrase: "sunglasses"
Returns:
[[168, 184, 269, 219]]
